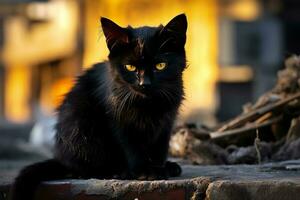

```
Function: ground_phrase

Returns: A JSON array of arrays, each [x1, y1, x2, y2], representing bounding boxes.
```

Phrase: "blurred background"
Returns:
[[0, 0, 299, 159]]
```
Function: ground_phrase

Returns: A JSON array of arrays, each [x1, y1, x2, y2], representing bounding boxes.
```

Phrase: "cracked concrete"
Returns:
[[1, 160, 300, 199]]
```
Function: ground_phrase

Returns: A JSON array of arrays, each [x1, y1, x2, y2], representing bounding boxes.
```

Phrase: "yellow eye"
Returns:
[[155, 62, 166, 70], [125, 64, 136, 72]]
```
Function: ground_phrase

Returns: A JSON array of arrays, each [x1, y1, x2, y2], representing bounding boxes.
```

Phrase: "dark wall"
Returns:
[[282, 0, 300, 55]]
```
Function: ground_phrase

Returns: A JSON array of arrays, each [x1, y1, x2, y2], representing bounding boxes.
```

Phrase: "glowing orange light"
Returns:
[[5, 66, 31, 122], [51, 78, 74, 108]]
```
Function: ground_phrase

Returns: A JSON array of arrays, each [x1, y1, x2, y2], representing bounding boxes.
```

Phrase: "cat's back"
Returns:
[[59, 62, 109, 109], [55, 62, 118, 168], [56, 61, 111, 136], [76, 62, 110, 95]]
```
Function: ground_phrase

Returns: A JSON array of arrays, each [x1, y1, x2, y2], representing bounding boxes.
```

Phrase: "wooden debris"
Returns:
[[210, 116, 281, 147], [217, 92, 300, 132], [170, 55, 300, 164], [169, 125, 227, 165], [286, 117, 300, 142]]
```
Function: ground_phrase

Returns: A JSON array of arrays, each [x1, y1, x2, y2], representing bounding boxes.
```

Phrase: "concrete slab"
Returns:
[[1, 160, 300, 199]]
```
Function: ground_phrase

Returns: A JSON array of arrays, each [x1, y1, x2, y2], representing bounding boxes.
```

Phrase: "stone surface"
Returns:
[[1, 160, 300, 199], [206, 180, 300, 200], [34, 178, 209, 200]]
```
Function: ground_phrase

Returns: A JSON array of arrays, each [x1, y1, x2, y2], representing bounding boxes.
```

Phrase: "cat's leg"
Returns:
[[114, 130, 161, 180], [124, 145, 154, 180], [115, 127, 180, 180], [149, 129, 182, 178]]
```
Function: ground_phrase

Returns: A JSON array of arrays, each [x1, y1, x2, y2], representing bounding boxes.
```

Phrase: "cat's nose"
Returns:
[[139, 76, 151, 87], [138, 70, 151, 87]]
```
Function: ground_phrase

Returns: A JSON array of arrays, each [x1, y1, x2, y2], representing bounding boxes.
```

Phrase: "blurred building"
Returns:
[[217, 0, 300, 121], [0, 0, 83, 127], [0, 0, 299, 133]]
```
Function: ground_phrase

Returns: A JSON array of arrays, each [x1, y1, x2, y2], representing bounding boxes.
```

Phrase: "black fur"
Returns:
[[10, 159, 69, 200], [10, 14, 187, 200]]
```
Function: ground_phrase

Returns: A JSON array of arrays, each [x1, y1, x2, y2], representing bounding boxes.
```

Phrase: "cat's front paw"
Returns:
[[165, 161, 182, 177], [112, 171, 131, 180], [131, 165, 168, 181]]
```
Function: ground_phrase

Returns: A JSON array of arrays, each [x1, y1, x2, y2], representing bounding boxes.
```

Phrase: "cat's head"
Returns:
[[101, 14, 187, 96]]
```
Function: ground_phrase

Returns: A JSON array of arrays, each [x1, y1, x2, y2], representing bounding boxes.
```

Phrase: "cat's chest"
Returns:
[[121, 108, 167, 129], [106, 95, 176, 137], [120, 108, 174, 138]]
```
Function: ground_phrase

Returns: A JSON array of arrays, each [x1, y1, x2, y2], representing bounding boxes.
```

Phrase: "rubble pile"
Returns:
[[170, 55, 300, 165]]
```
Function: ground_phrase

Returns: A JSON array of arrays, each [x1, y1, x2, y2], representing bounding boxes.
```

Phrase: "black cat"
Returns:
[[10, 14, 187, 200]]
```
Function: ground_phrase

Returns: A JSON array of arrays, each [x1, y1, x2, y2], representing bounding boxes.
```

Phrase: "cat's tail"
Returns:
[[9, 159, 70, 200]]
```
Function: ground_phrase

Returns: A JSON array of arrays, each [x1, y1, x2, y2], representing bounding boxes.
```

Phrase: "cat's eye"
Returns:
[[155, 62, 167, 71], [125, 64, 136, 72]]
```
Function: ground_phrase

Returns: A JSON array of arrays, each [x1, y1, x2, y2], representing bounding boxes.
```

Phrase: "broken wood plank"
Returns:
[[211, 116, 282, 139], [217, 92, 300, 132], [211, 116, 282, 147]]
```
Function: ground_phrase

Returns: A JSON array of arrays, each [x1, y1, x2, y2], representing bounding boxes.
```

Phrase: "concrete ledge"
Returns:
[[35, 178, 210, 200], [1, 160, 300, 200], [206, 180, 300, 200]]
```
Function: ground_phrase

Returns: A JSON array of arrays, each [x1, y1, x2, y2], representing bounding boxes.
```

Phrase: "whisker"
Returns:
[[159, 89, 174, 105]]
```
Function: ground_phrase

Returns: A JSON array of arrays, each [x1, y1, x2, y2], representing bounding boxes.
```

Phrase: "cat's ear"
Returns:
[[164, 14, 187, 36], [159, 14, 187, 51], [101, 17, 129, 51]]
